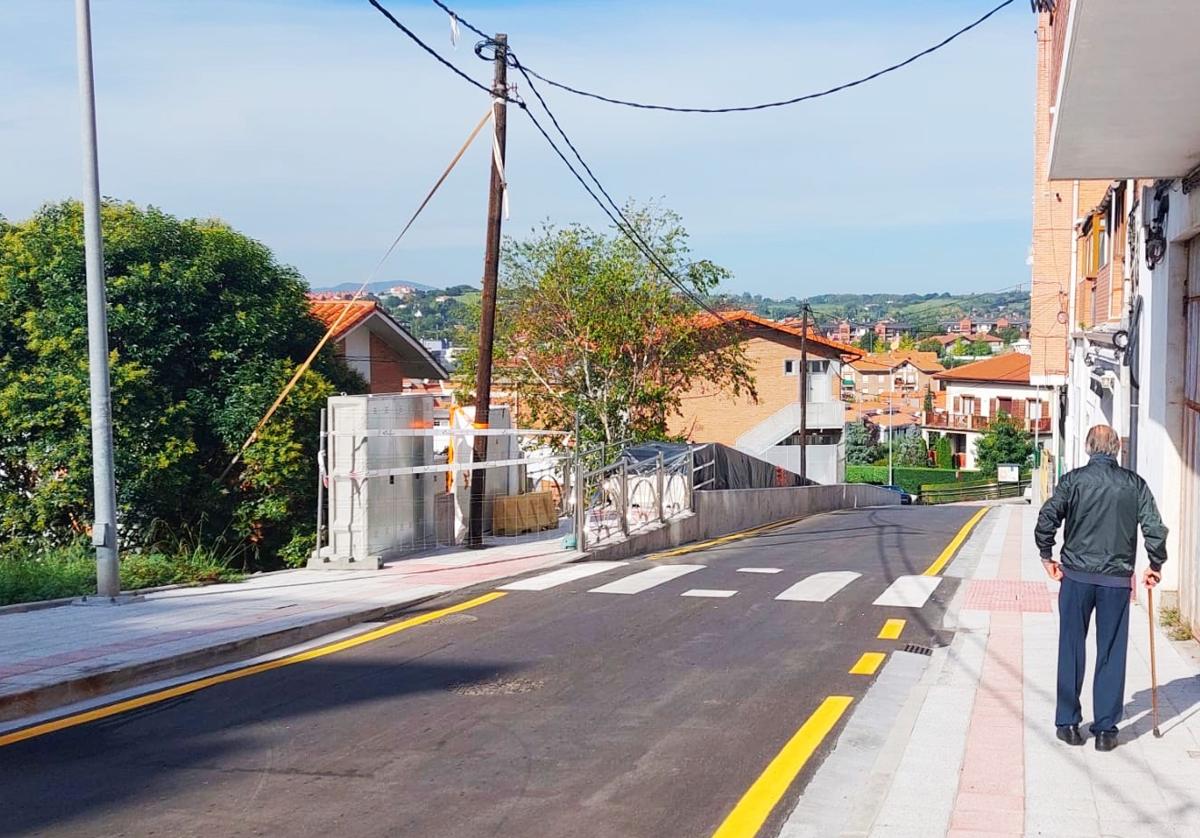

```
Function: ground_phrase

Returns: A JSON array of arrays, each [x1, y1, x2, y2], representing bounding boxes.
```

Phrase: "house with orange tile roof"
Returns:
[[308, 297, 448, 392], [667, 311, 862, 484], [920, 351, 1052, 469], [846, 351, 944, 400]]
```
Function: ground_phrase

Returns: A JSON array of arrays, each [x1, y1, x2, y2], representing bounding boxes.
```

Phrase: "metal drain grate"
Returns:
[[901, 643, 934, 656]]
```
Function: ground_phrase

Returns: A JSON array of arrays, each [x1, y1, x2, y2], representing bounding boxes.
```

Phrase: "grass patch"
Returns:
[[1159, 606, 1194, 642], [0, 541, 242, 607]]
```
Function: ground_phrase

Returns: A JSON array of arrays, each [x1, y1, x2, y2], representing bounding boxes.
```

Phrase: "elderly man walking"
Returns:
[[1035, 424, 1168, 751]]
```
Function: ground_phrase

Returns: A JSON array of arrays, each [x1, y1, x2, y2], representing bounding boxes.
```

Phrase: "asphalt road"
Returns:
[[0, 505, 977, 838]]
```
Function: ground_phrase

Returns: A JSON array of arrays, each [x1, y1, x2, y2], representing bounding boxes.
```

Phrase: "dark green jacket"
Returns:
[[1035, 454, 1168, 576]]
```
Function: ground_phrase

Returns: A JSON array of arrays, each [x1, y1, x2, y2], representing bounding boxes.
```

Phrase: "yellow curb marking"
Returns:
[[922, 507, 989, 577], [0, 591, 506, 749], [648, 517, 804, 561], [711, 695, 853, 838], [878, 619, 906, 640], [849, 652, 886, 676]]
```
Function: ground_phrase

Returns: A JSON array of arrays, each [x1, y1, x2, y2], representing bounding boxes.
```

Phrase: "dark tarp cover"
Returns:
[[617, 442, 813, 490]]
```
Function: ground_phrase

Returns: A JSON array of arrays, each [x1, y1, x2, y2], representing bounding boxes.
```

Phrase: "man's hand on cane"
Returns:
[[1143, 567, 1162, 589], [1041, 555, 1063, 581]]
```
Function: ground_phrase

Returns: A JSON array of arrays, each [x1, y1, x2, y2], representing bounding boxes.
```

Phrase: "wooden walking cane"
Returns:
[[1147, 584, 1162, 738]]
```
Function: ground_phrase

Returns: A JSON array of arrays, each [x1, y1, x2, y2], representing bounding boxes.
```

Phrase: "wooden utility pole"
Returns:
[[467, 34, 507, 548], [799, 304, 809, 482]]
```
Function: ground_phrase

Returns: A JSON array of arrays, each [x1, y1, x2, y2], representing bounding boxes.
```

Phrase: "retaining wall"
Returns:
[[586, 483, 898, 561]]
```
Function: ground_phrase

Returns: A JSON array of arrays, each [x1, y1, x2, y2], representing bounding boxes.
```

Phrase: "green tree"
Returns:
[[974, 413, 1033, 475], [897, 425, 928, 466], [457, 204, 755, 447], [995, 325, 1022, 344], [0, 201, 362, 567], [935, 434, 954, 469], [923, 388, 934, 414], [856, 330, 878, 352], [917, 337, 943, 354], [845, 419, 880, 465], [897, 333, 916, 351]]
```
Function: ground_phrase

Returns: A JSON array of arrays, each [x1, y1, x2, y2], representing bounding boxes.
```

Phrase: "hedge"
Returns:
[[845, 465, 983, 496]]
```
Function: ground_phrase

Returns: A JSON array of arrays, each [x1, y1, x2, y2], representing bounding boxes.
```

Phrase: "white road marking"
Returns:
[[589, 564, 704, 595], [873, 575, 943, 608], [499, 561, 627, 591], [737, 568, 783, 574], [681, 589, 738, 598], [775, 571, 861, 602]]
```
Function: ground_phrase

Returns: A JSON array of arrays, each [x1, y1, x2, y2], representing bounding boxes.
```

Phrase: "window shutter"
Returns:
[[953, 396, 961, 413]]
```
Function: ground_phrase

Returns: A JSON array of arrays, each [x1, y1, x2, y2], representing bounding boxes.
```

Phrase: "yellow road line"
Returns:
[[648, 517, 804, 561], [849, 653, 886, 676], [0, 591, 506, 749], [921, 507, 989, 577], [711, 695, 853, 838], [877, 619, 905, 640]]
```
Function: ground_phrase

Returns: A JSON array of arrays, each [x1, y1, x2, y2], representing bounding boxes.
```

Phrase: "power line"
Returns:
[[369, 1, 723, 318], [430, 0, 1017, 114], [502, 47, 725, 317], [367, 0, 514, 102]]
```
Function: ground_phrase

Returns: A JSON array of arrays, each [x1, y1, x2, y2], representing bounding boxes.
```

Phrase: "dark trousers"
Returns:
[[1056, 575, 1130, 732]]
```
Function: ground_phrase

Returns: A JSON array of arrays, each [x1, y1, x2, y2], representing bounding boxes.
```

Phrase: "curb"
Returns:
[[0, 594, 439, 724]]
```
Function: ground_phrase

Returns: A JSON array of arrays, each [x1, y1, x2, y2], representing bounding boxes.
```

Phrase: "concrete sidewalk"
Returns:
[[790, 503, 1200, 837], [0, 535, 583, 723]]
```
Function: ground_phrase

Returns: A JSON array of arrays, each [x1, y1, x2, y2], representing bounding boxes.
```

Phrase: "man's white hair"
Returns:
[[1085, 425, 1121, 457]]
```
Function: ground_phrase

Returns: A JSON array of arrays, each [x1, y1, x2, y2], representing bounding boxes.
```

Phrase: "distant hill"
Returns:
[[309, 279, 442, 294], [717, 290, 1029, 331]]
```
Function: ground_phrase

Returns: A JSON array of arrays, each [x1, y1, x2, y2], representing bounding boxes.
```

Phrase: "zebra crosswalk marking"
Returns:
[[588, 564, 704, 595], [775, 571, 861, 603], [499, 562, 627, 591]]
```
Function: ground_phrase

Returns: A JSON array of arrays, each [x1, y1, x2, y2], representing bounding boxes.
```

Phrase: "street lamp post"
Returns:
[[74, 0, 121, 598], [888, 363, 896, 487]]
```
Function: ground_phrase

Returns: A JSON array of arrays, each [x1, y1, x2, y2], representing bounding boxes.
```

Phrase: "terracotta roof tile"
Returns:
[[936, 352, 1030, 384], [692, 310, 863, 357], [307, 298, 378, 339]]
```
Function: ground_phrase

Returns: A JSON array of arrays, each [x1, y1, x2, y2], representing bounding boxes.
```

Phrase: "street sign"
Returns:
[[998, 463, 1020, 483]]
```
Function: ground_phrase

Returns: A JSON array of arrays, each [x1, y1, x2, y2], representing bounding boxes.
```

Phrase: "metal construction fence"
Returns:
[[312, 395, 717, 566]]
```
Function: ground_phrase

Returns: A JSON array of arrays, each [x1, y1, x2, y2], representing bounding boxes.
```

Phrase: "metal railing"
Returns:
[[574, 445, 709, 551], [918, 479, 1031, 504]]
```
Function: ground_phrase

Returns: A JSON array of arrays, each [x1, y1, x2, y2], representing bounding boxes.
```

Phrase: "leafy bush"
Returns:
[[0, 201, 363, 571], [974, 413, 1034, 475]]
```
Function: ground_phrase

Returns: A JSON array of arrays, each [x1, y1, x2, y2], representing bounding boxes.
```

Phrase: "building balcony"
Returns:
[[922, 412, 1051, 434], [923, 412, 991, 433], [1049, 0, 1200, 179]]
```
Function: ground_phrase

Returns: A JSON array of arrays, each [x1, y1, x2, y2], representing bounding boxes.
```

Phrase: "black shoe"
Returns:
[[1056, 725, 1085, 746], [1094, 730, 1119, 752]]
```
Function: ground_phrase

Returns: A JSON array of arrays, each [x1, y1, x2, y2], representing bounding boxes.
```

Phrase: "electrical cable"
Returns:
[[430, 0, 1016, 114], [366, 1, 722, 315], [501, 47, 725, 318], [368, 0, 515, 102]]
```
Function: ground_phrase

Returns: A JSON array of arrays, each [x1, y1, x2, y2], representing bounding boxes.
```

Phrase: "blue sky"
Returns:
[[0, 1, 1034, 296]]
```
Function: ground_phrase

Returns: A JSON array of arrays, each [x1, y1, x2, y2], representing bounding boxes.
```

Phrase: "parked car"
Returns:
[[881, 484, 913, 505]]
